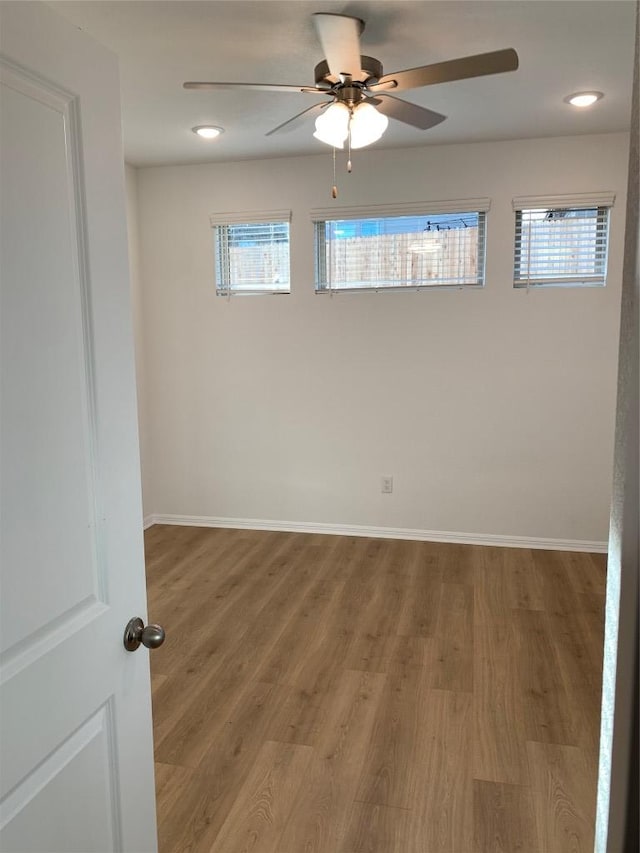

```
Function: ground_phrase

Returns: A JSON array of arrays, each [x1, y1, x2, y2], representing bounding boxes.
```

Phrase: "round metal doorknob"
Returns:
[[123, 617, 166, 652]]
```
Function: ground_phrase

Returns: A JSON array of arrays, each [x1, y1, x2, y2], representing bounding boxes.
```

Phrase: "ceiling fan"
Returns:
[[184, 12, 519, 150]]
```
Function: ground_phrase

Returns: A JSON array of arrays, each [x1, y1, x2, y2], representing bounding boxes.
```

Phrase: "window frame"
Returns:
[[310, 199, 491, 294], [512, 192, 615, 289], [209, 209, 292, 297]]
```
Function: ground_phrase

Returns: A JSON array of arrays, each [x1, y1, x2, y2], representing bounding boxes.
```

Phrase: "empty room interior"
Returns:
[[2, 0, 638, 851]]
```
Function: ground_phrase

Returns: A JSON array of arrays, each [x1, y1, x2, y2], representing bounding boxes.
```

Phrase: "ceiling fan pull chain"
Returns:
[[347, 113, 353, 173]]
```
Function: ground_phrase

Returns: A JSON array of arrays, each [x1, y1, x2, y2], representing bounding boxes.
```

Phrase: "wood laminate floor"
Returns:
[[145, 525, 606, 853]]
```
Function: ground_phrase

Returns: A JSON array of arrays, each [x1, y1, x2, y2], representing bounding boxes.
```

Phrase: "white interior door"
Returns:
[[0, 2, 158, 850]]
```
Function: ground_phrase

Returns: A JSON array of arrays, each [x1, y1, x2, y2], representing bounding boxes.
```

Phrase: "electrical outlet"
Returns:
[[381, 476, 393, 494]]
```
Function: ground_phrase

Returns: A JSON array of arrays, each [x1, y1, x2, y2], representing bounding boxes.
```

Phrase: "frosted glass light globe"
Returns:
[[349, 103, 389, 149], [314, 103, 350, 148]]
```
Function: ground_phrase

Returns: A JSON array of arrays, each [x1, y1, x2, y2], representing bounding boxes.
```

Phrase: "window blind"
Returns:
[[514, 206, 610, 288], [212, 215, 291, 295], [315, 209, 487, 292], [209, 209, 291, 226], [310, 197, 491, 222], [512, 192, 615, 212]]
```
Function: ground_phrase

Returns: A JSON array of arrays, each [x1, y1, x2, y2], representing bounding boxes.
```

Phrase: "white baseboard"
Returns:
[[143, 513, 608, 553], [143, 515, 155, 530]]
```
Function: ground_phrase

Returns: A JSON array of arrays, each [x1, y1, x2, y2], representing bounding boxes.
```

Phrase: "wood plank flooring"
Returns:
[[144, 525, 606, 853]]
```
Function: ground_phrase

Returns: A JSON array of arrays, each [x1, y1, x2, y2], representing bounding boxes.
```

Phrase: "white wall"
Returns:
[[134, 132, 628, 545]]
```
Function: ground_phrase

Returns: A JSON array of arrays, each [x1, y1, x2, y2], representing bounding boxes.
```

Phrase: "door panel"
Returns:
[[0, 3, 157, 850], [0, 707, 117, 853], [1, 65, 99, 657]]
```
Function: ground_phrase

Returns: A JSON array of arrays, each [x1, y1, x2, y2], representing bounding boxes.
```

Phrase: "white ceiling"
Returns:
[[49, 1, 636, 167]]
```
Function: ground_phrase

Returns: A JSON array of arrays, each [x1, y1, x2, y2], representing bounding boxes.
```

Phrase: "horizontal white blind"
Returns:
[[311, 198, 491, 222], [214, 220, 290, 294], [514, 206, 610, 287], [316, 210, 486, 291], [512, 192, 615, 212], [209, 209, 291, 226]]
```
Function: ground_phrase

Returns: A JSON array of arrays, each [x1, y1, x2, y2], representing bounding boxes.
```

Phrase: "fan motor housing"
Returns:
[[314, 55, 383, 86]]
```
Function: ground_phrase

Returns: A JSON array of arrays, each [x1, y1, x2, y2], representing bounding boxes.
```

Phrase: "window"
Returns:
[[312, 200, 489, 292], [210, 209, 291, 295], [513, 193, 614, 288]]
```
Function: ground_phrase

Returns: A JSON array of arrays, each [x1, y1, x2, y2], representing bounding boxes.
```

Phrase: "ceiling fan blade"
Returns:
[[184, 81, 330, 95], [266, 101, 333, 136], [374, 94, 446, 130], [372, 48, 519, 92], [312, 13, 364, 79], [361, 91, 383, 106]]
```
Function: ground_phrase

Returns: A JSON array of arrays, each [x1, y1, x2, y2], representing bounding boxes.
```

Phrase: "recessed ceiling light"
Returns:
[[192, 125, 224, 139], [564, 91, 604, 108]]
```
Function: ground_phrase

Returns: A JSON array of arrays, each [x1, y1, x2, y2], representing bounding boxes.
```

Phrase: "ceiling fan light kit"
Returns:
[[312, 101, 389, 150], [184, 11, 519, 194]]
